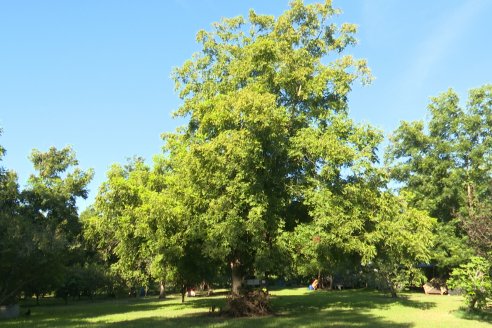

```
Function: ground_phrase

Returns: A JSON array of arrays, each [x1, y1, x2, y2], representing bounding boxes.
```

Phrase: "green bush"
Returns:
[[447, 256, 492, 310]]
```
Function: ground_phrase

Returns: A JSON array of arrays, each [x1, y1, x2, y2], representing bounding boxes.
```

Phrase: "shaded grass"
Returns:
[[454, 307, 492, 323], [1, 288, 491, 327]]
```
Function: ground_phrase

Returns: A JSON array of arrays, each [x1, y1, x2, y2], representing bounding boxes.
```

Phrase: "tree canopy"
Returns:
[[161, 0, 434, 297]]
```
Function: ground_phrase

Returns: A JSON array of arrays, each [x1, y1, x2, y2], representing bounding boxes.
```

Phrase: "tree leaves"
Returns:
[[386, 85, 492, 271]]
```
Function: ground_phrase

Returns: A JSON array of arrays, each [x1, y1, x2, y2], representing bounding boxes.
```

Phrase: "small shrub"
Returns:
[[447, 256, 492, 311]]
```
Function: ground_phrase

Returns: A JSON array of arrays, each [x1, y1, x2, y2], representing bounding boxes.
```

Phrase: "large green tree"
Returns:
[[166, 0, 376, 294], [386, 85, 492, 270]]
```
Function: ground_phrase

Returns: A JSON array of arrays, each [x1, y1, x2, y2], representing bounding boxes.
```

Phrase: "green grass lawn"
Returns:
[[1, 288, 491, 328]]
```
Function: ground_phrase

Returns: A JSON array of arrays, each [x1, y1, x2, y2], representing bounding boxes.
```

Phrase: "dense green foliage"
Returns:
[[386, 85, 492, 272], [448, 256, 492, 310], [0, 142, 93, 305], [385, 85, 492, 309], [368, 194, 435, 297], [83, 157, 221, 301], [0, 134, 25, 305], [168, 0, 372, 292]]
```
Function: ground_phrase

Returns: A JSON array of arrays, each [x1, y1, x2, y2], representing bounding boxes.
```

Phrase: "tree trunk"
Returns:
[[386, 275, 398, 298], [467, 183, 474, 212], [181, 285, 186, 303], [469, 297, 477, 311], [326, 275, 333, 290], [159, 281, 166, 299], [389, 282, 398, 298], [231, 260, 243, 295]]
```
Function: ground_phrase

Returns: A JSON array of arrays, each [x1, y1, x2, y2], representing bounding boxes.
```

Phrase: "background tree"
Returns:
[[385, 85, 492, 272], [459, 202, 492, 258], [0, 132, 28, 305], [286, 118, 385, 281], [85, 159, 157, 295], [20, 146, 94, 300], [85, 156, 220, 301], [288, 181, 435, 297], [0, 143, 92, 305], [370, 193, 435, 298]]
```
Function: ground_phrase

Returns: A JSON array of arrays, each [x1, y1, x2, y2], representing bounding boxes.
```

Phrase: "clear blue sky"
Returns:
[[1, 0, 491, 211]]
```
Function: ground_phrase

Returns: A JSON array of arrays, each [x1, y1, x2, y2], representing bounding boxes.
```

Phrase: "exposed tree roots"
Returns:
[[225, 289, 272, 317]]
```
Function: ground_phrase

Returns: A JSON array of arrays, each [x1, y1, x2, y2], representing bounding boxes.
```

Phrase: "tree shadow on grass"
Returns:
[[0, 311, 414, 328], [1, 296, 193, 328], [186, 295, 228, 311], [270, 289, 436, 314], [452, 308, 492, 325], [0, 289, 431, 328], [174, 289, 424, 327], [93, 309, 414, 328]]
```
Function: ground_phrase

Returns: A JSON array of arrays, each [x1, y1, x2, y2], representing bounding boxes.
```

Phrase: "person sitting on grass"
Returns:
[[308, 278, 319, 290]]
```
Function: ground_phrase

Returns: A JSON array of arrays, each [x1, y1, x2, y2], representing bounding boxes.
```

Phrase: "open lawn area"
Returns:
[[1, 288, 491, 328]]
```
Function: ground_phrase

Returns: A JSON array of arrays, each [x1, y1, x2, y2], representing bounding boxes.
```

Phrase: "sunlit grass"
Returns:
[[1, 288, 491, 327]]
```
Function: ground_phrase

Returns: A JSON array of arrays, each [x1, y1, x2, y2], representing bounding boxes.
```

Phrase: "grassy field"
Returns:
[[1, 288, 491, 328]]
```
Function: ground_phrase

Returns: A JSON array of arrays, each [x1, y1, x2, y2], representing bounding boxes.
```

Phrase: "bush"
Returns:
[[447, 256, 492, 311]]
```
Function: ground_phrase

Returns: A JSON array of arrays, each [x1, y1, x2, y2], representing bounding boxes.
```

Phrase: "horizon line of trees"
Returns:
[[1, 0, 491, 311]]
